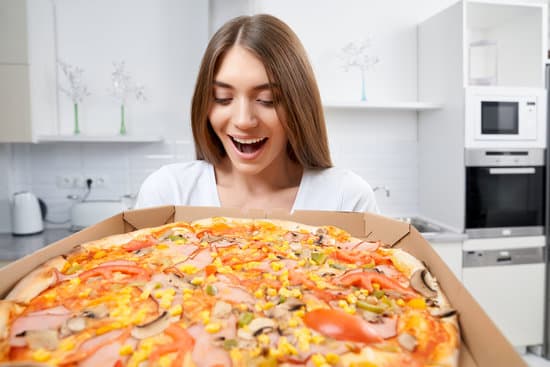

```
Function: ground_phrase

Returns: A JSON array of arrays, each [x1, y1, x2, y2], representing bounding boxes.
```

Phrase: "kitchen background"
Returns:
[[2, 0, 550, 364], [0, 0, 463, 232]]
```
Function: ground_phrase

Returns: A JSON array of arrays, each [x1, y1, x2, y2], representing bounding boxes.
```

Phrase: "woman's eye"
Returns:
[[257, 99, 274, 106], [214, 97, 232, 105]]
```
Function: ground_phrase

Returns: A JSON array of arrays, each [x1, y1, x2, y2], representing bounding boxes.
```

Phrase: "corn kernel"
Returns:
[[408, 298, 427, 310], [262, 302, 275, 311], [277, 337, 298, 355], [169, 304, 183, 316], [372, 283, 381, 291], [156, 243, 169, 250], [191, 277, 204, 286], [178, 264, 198, 274], [338, 300, 348, 309], [205, 322, 222, 333], [311, 334, 325, 344], [397, 299, 406, 306], [257, 334, 270, 346], [59, 338, 76, 351], [93, 250, 106, 259], [69, 277, 81, 286], [159, 355, 172, 367], [32, 348, 51, 362], [346, 294, 358, 304], [267, 288, 277, 297], [288, 318, 299, 328], [119, 344, 134, 356], [183, 293, 193, 301], [78, 288, 91, 298], [311, 354, 327, 367], [270, 262, 283, 271], [297, 259, 306, 267], [199, 310, 210, 324], [294, 309, 305, 318], [325, 353, 340, 364], [43, 292, 56, 301], [254, 288, 265, 299]]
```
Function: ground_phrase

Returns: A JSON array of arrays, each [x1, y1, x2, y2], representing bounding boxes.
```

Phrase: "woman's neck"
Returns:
[[214, 157, 303, 211]]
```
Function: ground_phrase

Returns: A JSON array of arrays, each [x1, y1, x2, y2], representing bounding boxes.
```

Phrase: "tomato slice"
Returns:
[[337, 271, 418, 299], [79, 265, 150, 281], [303, 308, 383, 344], [122, 236, 157, 251]]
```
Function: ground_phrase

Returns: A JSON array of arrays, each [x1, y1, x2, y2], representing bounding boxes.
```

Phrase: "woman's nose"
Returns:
[[233, 98, 258, 129]]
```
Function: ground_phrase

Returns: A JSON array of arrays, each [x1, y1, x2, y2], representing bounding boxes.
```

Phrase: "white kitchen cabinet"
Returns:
[[430, 241, 462, 282], [0, 0, 58, 142], [0, 0, 28, 64], [323, 101, 442, 111]]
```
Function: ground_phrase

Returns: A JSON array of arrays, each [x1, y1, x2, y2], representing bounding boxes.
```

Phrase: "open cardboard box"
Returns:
[[0, 206, 526, 367]]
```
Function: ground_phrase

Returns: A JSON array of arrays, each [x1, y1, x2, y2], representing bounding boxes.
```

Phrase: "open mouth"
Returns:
[[230, 136, 268, 154]]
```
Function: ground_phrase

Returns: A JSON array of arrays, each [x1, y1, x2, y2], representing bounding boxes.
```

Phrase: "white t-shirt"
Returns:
[[135, 160, 379, 213]]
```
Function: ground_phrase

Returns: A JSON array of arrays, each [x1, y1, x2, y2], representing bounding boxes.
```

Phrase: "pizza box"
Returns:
[[0, 205, 526, 367]]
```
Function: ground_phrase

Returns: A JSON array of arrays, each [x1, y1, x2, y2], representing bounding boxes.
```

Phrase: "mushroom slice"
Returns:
[[81, 303, 109, 319], [25, 329, 59, 350], [410, 269, 437, 298], [212, 301, 232, 319], [430, 308, 457, 318], [66, 316, 87, 332], [131, 311, 170, 339], [249, 317, 276, 337], [398, 332, 418, 352]]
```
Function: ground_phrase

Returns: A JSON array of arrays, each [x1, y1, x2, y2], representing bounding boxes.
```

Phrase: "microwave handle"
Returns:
[[489, 167, 536, 175]]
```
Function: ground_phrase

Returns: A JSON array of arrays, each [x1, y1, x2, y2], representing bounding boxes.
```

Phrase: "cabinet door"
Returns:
[[0, 0, 28, 64], [0, 64, 32, 142], [430, 241, 462, 281]]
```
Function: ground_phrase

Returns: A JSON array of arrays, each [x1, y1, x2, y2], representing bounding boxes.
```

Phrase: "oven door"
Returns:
[[466, 166, 545, 237]]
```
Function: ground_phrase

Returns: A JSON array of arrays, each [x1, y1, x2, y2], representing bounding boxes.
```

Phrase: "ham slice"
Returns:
[[9, 306, 71, 347], [78, 336, 137, 367], [212, 282, 255, 305], [366, 316, 398, 339], [177, 249, 212, 271], [187, 324, 232, 367]]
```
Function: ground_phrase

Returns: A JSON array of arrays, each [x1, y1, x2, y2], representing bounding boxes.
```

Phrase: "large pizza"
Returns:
[[0, 217, 459, 366]]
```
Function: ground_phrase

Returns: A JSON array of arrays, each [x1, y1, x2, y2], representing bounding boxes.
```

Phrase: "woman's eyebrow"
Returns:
[[213, 80, 278, 91]]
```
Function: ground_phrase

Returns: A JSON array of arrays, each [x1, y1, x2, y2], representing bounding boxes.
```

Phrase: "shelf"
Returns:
[[35, 135, 163, 143], [322, 101, 442, 111]]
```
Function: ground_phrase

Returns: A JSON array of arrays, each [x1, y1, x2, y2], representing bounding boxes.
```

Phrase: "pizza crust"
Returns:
[[5, 256, 67, 304]]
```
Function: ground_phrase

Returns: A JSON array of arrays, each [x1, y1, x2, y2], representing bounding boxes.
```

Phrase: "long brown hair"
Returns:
[[191, 14, 332, 168]]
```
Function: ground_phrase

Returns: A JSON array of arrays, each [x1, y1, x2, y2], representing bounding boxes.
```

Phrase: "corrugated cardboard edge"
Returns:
[[398, 228, 527, 367], [0, 206, 526, 367]]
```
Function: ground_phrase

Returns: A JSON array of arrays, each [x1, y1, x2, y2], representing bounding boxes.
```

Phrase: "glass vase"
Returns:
[[360, 68, 367, 102], [119, 104, 126, 135], [73, 103, 80, 134]]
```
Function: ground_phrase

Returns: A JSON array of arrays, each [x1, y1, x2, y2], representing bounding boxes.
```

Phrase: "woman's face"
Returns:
[[208, 45, 289, 176]]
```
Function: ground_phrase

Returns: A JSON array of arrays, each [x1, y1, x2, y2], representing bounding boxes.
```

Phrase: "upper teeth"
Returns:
[[232, 137, 265, 144]]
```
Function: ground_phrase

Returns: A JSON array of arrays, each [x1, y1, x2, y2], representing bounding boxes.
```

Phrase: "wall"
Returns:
[[0, 0, 461, 232]]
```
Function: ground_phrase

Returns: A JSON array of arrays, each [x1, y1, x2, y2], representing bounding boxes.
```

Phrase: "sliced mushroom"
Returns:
[[66, 316, 87, 332], [430, 308, 457, 318], [237, 328, 255, 340], [81, 303, 109, 319], [410, 269, 437, 298], [397, 332, 418, 352], [25, 329, 59, 350], [131, 311, 170, 339], [249, 317, 276, 337], [212, 301, 232, 319]]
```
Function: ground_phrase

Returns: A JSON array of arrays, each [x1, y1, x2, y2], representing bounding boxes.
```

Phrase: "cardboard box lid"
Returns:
[[0, 206, 526, 367]]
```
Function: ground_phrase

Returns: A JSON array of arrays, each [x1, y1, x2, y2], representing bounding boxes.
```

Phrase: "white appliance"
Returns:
[[462, 236, 545, 347], [11, 191, 44, 235], [465, 87, 546, 148], [70, 200, 126, 231]]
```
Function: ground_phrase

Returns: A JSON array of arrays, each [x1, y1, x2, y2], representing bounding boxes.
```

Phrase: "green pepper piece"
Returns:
[[311, 252, 327, 265], [206, 284, 218, 296], [329, 263, 346, 270], [356, 300, 386, 314], [373, 290, 385, 299], [223, 338, 238, 350], [238, 312, 254, 328]]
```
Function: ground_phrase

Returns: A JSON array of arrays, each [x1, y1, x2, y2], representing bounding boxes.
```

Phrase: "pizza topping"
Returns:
[[430, 308, 457, 318], [410, 269, 437, 298], [130, 311, 170, 339], [304, 308, 383, 344], [249, 317, 276, 337], [398, 332, 418, 352]]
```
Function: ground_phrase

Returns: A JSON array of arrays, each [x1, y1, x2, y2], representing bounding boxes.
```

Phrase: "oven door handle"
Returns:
[[488, 167, 536, 175]]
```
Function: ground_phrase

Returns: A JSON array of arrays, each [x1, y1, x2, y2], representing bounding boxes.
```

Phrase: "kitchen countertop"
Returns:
[[0, 228, 74, 261]]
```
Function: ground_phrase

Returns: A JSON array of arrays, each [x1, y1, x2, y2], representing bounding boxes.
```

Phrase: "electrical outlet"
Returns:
[[90, 176, 107, 188], [74, 176, 108, 188]]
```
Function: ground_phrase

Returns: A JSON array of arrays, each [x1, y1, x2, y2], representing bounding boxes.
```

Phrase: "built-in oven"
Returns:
[[465, 148, 545, 238]]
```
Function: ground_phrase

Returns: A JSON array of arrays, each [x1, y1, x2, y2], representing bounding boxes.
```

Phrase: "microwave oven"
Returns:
[[465, 87, 546, 148]]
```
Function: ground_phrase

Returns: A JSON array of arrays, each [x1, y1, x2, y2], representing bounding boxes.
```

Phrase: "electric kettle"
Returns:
[[11, 191, 45, 235]]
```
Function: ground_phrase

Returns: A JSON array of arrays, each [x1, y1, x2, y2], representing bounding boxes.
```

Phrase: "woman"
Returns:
[[135, 14, 378, 213]]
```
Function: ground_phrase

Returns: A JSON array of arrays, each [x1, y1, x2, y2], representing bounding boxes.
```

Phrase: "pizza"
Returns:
[[0, 217, 460, 367]]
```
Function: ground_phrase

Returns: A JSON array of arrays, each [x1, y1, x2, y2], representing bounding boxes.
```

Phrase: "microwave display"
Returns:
[[481, 101, 519, 134]]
